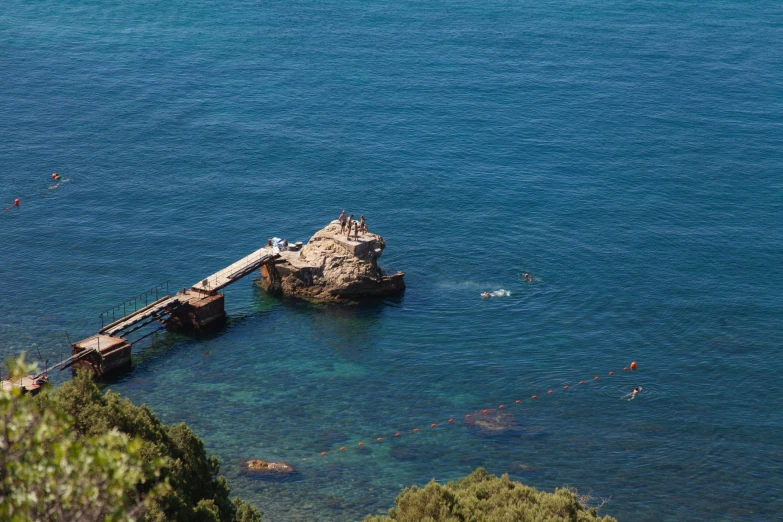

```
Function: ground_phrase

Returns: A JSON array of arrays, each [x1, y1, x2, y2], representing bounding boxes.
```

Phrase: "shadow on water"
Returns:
[[266, 292, 403, 358]]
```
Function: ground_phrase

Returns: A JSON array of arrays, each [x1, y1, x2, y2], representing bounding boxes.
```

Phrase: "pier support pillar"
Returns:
[[71, 334, 132, 377], [168, 292, 225, 332]]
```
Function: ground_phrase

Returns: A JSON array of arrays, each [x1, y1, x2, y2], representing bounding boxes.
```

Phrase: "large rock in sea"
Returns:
[[259, 221, 405, 301]]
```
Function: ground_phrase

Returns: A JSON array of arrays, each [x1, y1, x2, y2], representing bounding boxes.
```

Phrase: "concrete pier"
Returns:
[[71, 334, 132, 376], [1, 375, 48, 395], [168, 291, 226, 332]]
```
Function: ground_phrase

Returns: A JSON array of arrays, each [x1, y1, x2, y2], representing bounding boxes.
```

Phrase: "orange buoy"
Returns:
[[395, 432, 400, 437], [631, 361, 637, 370], [515, 399, 520, 403], [340, 447, 345, 451], [531, 395, 537, 399], [548, 390, 552, 394], [579, 381, 584, 385], [594, 376, 599, 380], [321, 452, 326, 456], [13, 199, 20, 207], [413, 428, 419, 432], [466, 414, 471, 418], [609, 371, 614, 375], [431, 423, 436, 427], [377, 437, 383, 441], [448, 419, 453, 423], [564, 385, 569, 389], [499, 404, 504, 409], [359, 442, 364, 446], [482, 409, 488, 414]]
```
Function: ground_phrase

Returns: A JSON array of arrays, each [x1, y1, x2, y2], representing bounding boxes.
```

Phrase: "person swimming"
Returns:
[[523, 273, 532, 282], [481, 292, 491, 298], [622, 387, 642, 400]]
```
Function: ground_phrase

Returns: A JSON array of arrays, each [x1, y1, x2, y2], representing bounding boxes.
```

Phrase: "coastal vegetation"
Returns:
[[3, 356, 615, 522], [0, 356, 260, 522], [365, 468, 616, 522]]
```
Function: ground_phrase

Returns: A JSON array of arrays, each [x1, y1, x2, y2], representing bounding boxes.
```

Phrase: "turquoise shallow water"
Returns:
[[1, 0, 782, 520]]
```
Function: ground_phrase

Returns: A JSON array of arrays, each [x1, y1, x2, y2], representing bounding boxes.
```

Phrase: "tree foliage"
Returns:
[[0, 356, 167, 521], [52, 369, 261, 522], [1, 356, 261, 522], [365, 468, 616, 522]]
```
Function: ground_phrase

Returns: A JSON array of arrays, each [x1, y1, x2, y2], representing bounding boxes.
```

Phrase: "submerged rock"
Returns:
[[259, 220, 405, 301], [241, 459, 295, 475], [464, 408, 520, 435]]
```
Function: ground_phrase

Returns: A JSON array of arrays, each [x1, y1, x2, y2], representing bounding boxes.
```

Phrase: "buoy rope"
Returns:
[[300, 362, 638, 462]]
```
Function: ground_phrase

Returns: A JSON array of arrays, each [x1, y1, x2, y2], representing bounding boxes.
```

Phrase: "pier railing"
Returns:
[[99, 280, 170, 328]]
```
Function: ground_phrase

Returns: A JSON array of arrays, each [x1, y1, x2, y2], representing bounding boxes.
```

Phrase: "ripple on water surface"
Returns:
[[1, 0, 782, 520]]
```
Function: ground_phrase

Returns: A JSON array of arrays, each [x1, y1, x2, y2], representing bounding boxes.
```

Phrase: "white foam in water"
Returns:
[[489, 289, 510, 297], [48, 178, 72, 190]]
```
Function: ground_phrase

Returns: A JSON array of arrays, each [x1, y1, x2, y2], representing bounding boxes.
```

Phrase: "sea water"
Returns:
[[1, 1, 781, 520]]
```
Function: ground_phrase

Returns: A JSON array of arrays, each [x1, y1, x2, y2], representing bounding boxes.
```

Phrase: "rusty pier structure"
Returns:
[[60, 245, 280, 377]]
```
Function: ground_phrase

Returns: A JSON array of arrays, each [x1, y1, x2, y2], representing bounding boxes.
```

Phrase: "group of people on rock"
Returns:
[[337, 210, 367, 240]]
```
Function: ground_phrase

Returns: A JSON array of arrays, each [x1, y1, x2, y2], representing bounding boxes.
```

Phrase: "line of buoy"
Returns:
[[300, 361, 638, 462]]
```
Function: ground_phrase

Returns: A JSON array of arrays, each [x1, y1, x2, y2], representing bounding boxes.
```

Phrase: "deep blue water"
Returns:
[[2, 1, 782, 520]]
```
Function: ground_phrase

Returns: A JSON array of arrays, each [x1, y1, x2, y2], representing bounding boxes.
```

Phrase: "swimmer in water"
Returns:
[[481, 292, 492, 298], [622, 387, 642, 400], [523, 273, 532, 282]]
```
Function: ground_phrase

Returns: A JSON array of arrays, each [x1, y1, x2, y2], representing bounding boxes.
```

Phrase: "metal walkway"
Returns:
[[99, 295, 182, 336], [191, 246, 278, 294]]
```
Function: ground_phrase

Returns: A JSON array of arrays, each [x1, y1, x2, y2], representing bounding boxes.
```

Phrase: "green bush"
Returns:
[[51, 370, 261, 522], [0, 356, 167, 522], [365, 468, 616, 522], [0, 356, 260, 522]]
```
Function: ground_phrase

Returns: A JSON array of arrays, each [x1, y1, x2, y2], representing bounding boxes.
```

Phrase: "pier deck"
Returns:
[[191, 246, 278, 293], [100, 295, 181, 336]]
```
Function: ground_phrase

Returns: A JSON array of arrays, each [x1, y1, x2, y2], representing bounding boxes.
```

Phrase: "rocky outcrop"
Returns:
[[241, 459, 295, 475], [258, 221, 405, 301]]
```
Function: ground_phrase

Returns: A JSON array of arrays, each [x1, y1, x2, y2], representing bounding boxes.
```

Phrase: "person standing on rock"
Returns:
[[345, 214, 354, 238], [359, 215, 367, 234], [338, 210, 347, 232], [353, 221, 360, 240]]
